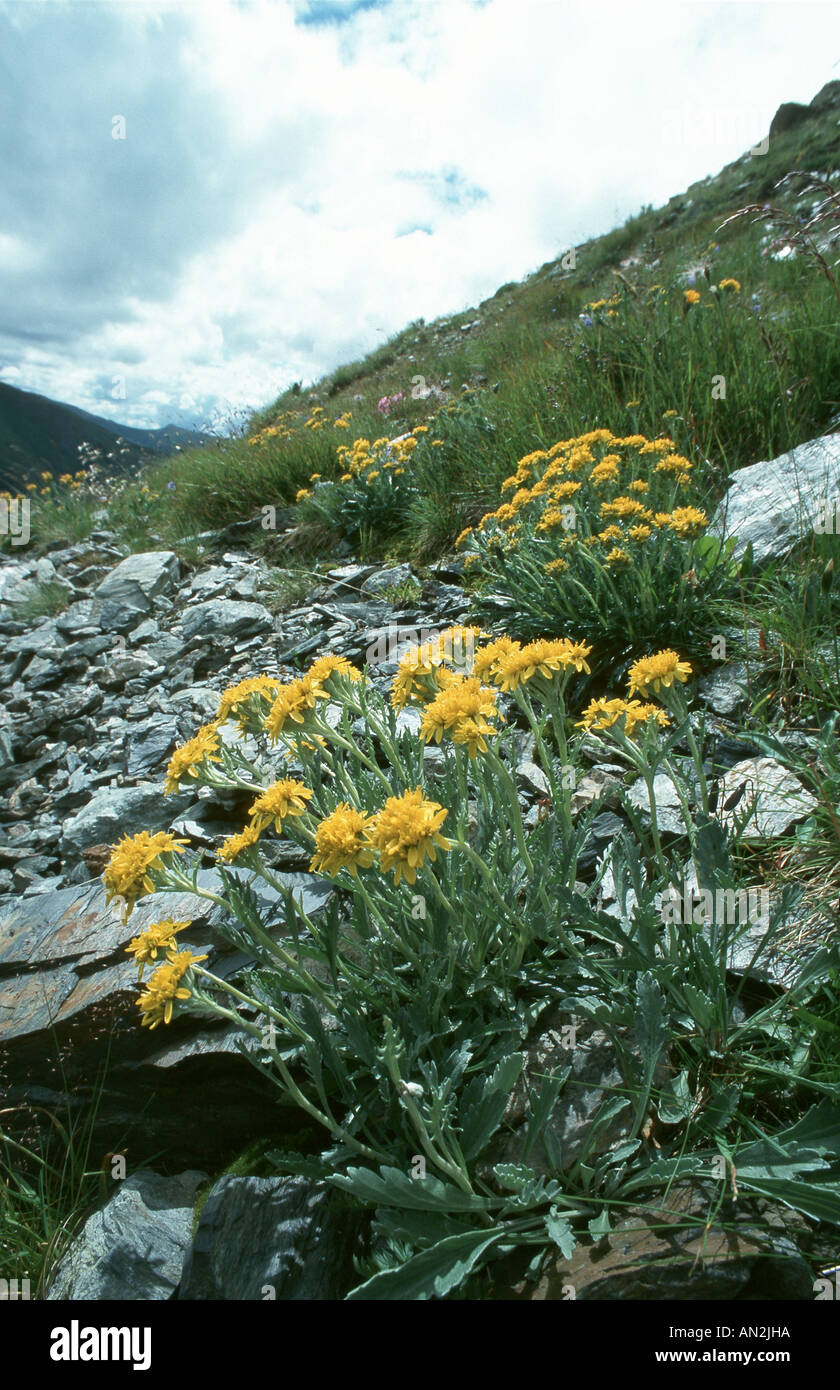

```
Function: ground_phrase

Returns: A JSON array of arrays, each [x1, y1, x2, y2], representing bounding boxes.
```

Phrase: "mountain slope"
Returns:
[[0, 380, 211, 492]]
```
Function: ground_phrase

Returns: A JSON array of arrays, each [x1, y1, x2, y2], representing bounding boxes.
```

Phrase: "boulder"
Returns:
[[710, 434, 840, 565], [95, 551, 179, 613], [45, 1169, 206, 1300], [178, 1175, 363, 1300], [181, 599, 273, 641]]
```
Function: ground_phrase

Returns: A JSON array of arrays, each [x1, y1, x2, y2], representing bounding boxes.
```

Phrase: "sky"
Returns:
[[0, 0, 838, 433]]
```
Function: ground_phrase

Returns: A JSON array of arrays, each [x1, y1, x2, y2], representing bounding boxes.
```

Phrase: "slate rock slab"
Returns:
[[61, 782, 194, 854], [95, 551, 179, 612], [181, 599, 273, 641], [710, 433, 840, 565], [715, 757, 817, 839], [46, 1169, 207, 1300], [178, 1174, 363, 1300]]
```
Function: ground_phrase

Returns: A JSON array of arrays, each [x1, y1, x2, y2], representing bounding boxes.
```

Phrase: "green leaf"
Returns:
[[545, 1208, 576, 1258], [656, 1070, 694, 1124], [328, 1165, 493, 1213], [458, 1053, 524, 1162], [345, 1225, 510, 1300], [682, 983, 716, 1032], [588, 1206, 612, 1240]]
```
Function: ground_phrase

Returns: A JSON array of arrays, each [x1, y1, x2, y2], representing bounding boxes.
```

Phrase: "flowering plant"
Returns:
[[104, 635, 835, 1296]]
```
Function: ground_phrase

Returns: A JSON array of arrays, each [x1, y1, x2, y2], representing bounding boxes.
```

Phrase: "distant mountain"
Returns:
[[0, 380, 213, 492]]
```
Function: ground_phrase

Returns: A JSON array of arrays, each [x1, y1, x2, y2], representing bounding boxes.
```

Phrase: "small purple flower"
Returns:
[[579, 314, 593, 328], [167, 481, 176, 490]]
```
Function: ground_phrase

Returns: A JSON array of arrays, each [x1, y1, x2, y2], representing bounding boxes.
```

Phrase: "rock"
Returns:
[[178, 1175, 363, 1300], [710, 434, 840, 565], [95, 551, 180, 614], [181, 599, 273, 641], [516, 760, 550, 799], [697, 661, 752, 716], [495, 1187, 813, 1300], [61, 782, 193, 854], [45, 1170, 206, 1300], [360, 564, 413, 596], [628, 773, 686, 837], [769, 101, 812, 139], [715, 757, 817, 839]]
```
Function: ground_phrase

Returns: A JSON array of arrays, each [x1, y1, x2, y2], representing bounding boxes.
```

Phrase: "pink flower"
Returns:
[[377, 396, 391, 415]]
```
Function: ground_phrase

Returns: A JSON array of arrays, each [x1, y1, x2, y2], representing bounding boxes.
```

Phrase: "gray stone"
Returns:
[[697, 661, 752, 716], [360, 564, 413, 596], [95, 551, 180, 614], [516, 760, 550, 799], [45, 1169, 206, 1300], [181, 599, 273, 641], [715, 757, 817, 839], [125, 718, 180, 777], [710, 433, 840, 565], [628, 773, 686, 837], [61, 782, 192, 854], [178, 1175, 362, 1300]]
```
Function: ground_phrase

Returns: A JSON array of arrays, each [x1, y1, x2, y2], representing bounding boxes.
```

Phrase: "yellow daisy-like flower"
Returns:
[[545, 557, 568, 574], [367, 787, 451, 886], [590, 458, 620, 486], [217, 824, 262, 863], [164, 722, 222, 794], [471, 636, 521, 683], [598, 525, 623, 543], [719, 277, 741, 293], [605, 547, 632, 568], [576, 697, 629, 731], [420, 676, 501, 757], [628, 524, 652, 542], [666, 506, 708, 538], [683, 289, 701, 305], [103, 831, 188, 918], [390, 641, 458, 710], [216, 675, 279, 723], [627, 650, 693, 696], [136, 949, 207, 1030], [600, 496, 652, 522], [296, 488, 313, 502], [265, 676, 325, 740], [249, 779, 314, 833], [494, 637, 591, 690], [622, 701, 671, 737], [125, 919, 192, 978], [627, 479, 649, 494], [305, 654, 362, 688], [310, 803, 375, 876], [654, 452, 692, 475]]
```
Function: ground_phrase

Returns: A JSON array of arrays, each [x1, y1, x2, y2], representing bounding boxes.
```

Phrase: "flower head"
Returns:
[[136, 949, 207, 1030], [164, 722, 222, 794], [249, 779, 314, 833], [367, 787, 451, 886], [103, 830, 188, 918], [217, 824, 261, 863], [627, 649, 693, 697], [310, 803, 375, 876], [420, 675, 501, 757], [125, 919, 192, 977]]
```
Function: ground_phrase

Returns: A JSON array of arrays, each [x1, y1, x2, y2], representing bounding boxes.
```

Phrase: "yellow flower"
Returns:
[[296, 488, 313, 502], [125, 919, 192, 977], [390, 641, 457, 710], [455, 526, 474, 549], [605, 547, 631, 568], [627, 479, 649, 493], [628, 524, 652, 542], [136, 949, 207, 1030], [103, 830, 188, 918], [622, 701, 671, 736], [420, 676, 501, 757], [545, 557, 568, 574], [367, 788, 450, 886], [217, 824, 261, 863], [249, 779, 313, 833], [627, 650, 693, 696], [471, 636, 521, 683], [598, 525, 623, 543], [164, 722, 222, 794], [265, 676, 325, 740], [310, 803, 375, 876], [666, 506, 708, 538], [495, 638, 591, 690], [601, 496, 652, 521], [577, 697, 628, 731], [654, 452, 692, 475], [625, 399, 641, 408], [719, 277, 741, 293], [305, 654, 362, 688], [683, 290, 700, 306], [216, 675, 279, 723]]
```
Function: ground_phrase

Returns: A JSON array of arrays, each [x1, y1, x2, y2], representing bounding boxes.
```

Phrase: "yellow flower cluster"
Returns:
[[577, 648, 691, 736], [136, 948, 207, 1030], [103, 830, 188, 917], [460, 429, 706, 567]]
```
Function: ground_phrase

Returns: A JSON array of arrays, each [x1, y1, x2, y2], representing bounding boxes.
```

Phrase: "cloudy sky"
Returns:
[[0, 0, 837, 432]]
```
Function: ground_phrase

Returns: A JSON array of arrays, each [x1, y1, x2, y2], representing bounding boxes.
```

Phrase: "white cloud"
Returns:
[[1, 0, 839, 427]]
